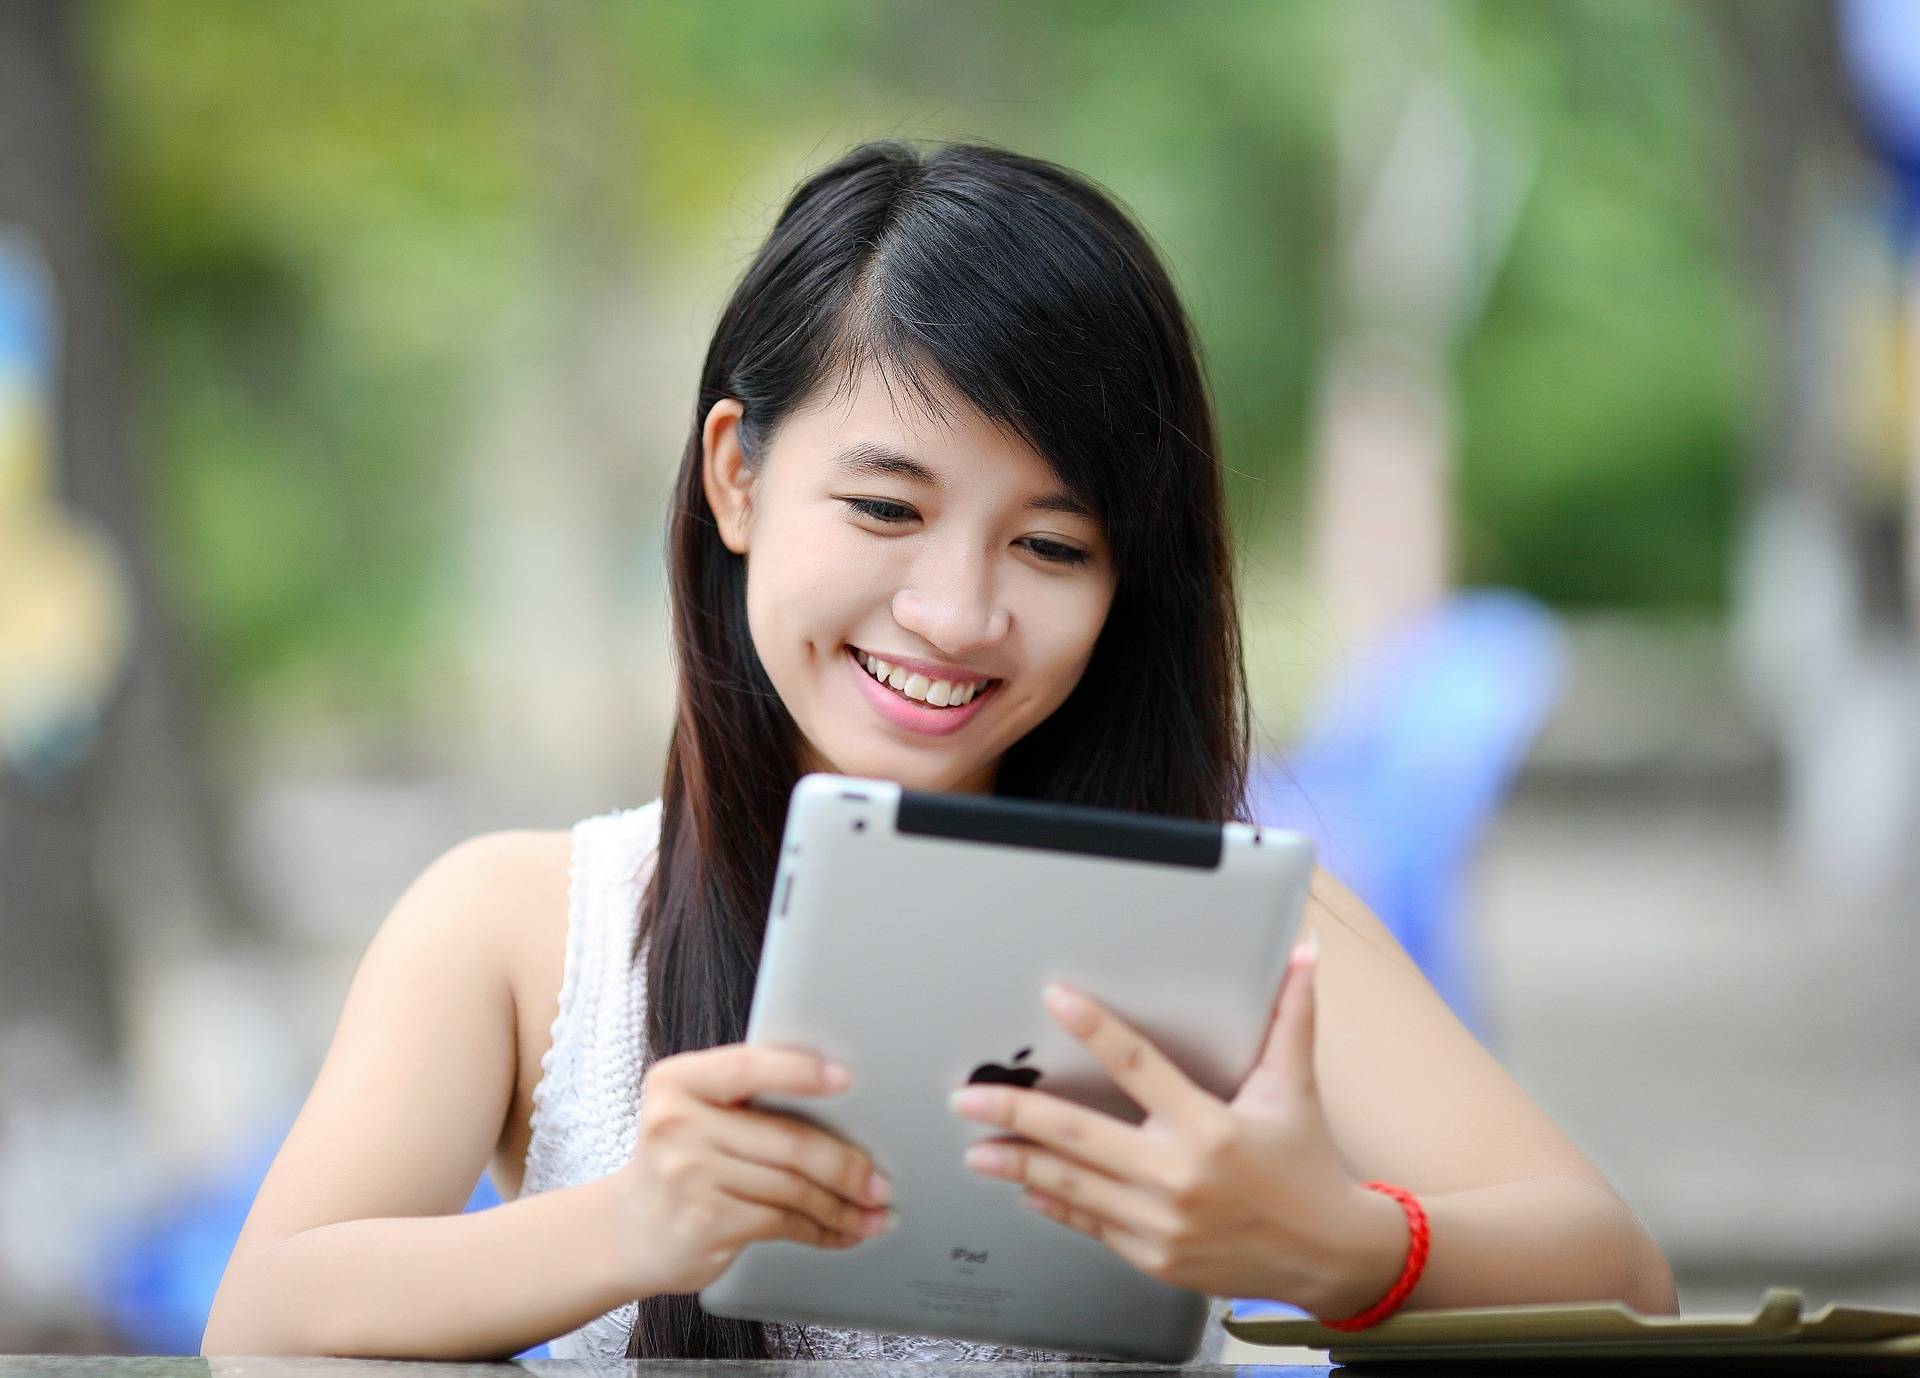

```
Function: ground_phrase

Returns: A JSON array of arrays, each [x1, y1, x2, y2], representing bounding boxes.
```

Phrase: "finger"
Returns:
[[710, 1153, 892, 1242], [1274, 940, 1320, 1090], [655, 1044, 850, 1106], [1240, 934, 1320, 1101], [1020, 1187, 1168, 1278], [965, 1138, 1176, 1241], [949, 1082, 1161, 1185], [1276, 934, 1320, 1089], [721, 1193, 866, 1250], [1040, 983, 1217, 1125], [702, 1100, 889, 1208]]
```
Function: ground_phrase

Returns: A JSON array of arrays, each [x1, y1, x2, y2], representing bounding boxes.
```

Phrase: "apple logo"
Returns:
[[966, 1046, 1042, 1090]]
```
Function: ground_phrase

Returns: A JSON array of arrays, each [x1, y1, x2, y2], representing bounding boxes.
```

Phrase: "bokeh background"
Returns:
[[3, 0, 1918, 1358]]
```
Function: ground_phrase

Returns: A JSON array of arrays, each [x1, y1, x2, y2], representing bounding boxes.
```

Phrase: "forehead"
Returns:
[[780, 358, 1063, 495]]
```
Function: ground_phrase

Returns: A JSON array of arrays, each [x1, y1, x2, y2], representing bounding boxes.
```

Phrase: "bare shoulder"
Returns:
[[433, 829, 572, 990], [444, 828, 572, 901], [391, 828, 567, 946], [378, 828, 574, 1038], [428, 827, 572, 894], [1304, 863, 1423, 978], [213, 827, 576, 1271], [408, 829, 575, 1202]]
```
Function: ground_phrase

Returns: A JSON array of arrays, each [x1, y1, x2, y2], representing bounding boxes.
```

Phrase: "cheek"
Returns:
[[739, 531, 812, 684], [1026, 580, 1115, 693], [742, 522, 870, 668]]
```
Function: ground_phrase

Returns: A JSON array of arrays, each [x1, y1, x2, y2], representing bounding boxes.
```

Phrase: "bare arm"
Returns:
[[202, 830, 644, 1358], [213, 1173, 639, 1359], [1306, 866, 1677, 1316]]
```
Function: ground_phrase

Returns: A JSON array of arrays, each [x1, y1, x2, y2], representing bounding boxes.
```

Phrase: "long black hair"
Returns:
[[628, 137, 1251, 1357]]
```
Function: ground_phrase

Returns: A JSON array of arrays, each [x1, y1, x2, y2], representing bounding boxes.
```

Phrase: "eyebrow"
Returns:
[[830, 441, 1098, 521]]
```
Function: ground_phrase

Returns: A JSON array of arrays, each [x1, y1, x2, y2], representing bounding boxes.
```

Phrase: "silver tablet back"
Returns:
[[697, 773, 1314, 1362]]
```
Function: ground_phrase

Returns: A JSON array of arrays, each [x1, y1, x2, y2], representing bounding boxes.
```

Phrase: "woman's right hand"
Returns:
[[609, 1044, 895, 1297]]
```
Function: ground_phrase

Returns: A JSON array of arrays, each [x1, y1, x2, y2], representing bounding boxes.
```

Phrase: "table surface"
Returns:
[[0, 1364, 1331, 1377]]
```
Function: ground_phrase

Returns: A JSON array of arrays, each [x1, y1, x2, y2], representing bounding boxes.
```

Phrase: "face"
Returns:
[[700, 361, 1118, 795]]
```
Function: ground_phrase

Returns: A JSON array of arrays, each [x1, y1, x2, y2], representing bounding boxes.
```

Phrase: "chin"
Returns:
[[816, 747, 971, 794]]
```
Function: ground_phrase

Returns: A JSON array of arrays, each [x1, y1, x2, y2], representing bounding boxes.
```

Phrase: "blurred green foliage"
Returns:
[[84, 0, 1758, 723]]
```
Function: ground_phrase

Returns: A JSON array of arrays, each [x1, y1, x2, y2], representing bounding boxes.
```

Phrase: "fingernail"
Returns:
[[863, 1209, 898, 1237], [965, 1143, 1013, 1174], [1294, 933, 1319, 965], [822, 1061, 852, 1092], [1043, 982, 1093, 1029], [949, 1086, 995, 1118], [867, 1168, 891, 1206]]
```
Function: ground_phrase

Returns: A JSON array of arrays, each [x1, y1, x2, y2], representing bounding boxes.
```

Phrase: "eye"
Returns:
[[1022, 537, 1091, 567], [841, 497, 917, 524], [840, 497, 1093, 568]]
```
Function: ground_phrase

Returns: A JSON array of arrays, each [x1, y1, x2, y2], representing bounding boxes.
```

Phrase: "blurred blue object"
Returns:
[[1842, 0, 1920, 242], [1246, 589, 1568, 1041], [97, 1111, 551, 1359], [1223, 1296, 1313, 1324], [0, 229, 54, 376]]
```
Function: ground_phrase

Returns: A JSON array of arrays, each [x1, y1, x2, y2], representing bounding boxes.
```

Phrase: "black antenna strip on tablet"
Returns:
[[894, 790, 1224, 869]]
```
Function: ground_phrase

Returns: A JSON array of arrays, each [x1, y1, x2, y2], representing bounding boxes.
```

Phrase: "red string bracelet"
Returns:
[[1317, 1181, 1430, 1332]]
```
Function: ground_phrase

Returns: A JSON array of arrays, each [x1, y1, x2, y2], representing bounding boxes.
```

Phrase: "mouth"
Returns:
[[844, 643, 1002, 737], [847, 644, 1000, 708]]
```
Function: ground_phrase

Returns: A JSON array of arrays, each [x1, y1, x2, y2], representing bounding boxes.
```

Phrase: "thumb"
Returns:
[[1235, 932, 1320, 1105]]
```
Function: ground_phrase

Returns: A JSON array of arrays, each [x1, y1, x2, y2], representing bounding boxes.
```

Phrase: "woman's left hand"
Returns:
[[947, 935, 1402, 1314]]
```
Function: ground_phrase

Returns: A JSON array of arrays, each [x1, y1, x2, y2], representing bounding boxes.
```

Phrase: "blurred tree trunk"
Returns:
[[1309, 2, 1479, 650], [456, 0, 663, 814], [0, 0, 252, 1071], [1720, 0, 1920, 919]]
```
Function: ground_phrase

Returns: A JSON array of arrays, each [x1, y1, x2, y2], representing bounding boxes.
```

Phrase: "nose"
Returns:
[[890, 539, 1010, 656]]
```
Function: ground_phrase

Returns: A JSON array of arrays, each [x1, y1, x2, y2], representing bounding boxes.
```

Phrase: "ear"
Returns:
[[700, 397, 754, 556]]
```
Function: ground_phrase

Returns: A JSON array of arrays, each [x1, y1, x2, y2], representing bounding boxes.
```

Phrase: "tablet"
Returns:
[[697, 772, 1315, 1363]]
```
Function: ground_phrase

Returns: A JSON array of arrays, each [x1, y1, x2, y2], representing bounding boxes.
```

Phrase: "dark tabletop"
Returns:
[[0, 1364, 1331, 1378], [17, 1361, 1919, 1377]]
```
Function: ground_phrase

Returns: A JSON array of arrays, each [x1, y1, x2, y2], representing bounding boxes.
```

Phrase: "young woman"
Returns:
[[202, 138, 1676, 1363]]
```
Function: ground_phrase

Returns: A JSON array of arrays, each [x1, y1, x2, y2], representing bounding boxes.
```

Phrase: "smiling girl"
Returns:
[[202, 139, 1675, 1362]]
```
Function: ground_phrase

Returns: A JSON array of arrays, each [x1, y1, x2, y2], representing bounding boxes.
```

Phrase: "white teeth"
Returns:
[[854, 648, 989, 707]]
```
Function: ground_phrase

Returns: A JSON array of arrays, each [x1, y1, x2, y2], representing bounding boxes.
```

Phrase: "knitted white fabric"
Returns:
[[520, 800, 662, 1361], [519, 797, 1229, 1363]]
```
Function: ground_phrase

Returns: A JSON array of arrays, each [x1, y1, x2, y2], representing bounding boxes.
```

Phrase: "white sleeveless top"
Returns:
[[520, 798, 1229, 1362]]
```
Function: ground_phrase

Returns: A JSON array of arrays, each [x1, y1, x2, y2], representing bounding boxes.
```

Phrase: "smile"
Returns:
[[845, 644, 1001, 738], [853, 648, 992, 706]]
